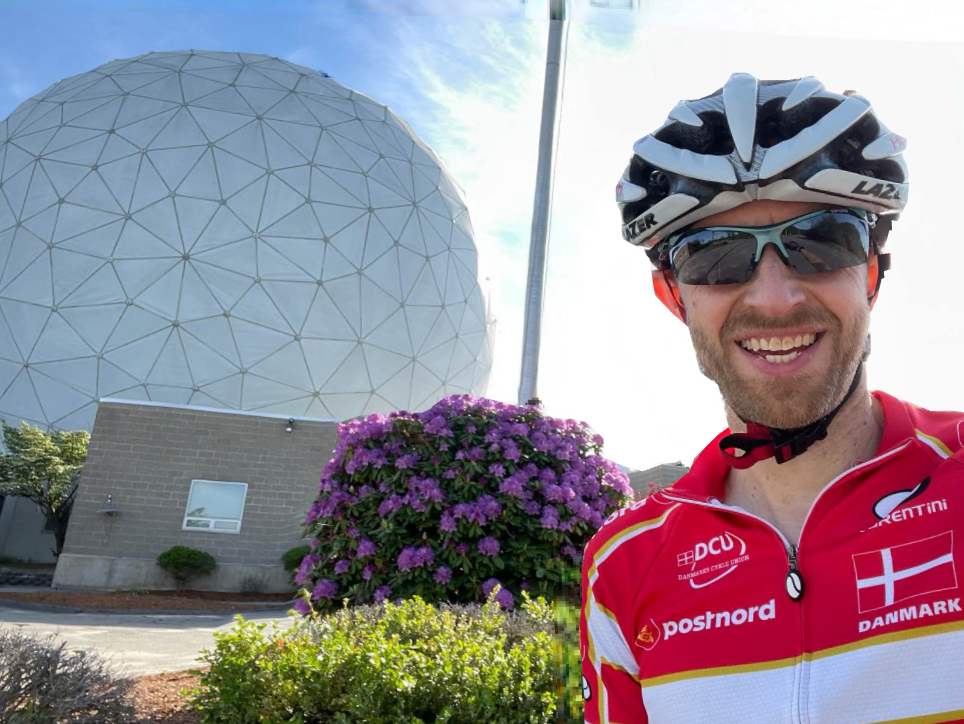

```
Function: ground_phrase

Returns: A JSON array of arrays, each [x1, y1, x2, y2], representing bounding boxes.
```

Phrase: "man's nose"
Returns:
[[741, 245, 806, 315]]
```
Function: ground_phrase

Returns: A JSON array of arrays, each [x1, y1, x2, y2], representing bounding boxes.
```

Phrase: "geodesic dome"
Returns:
[[0, 50, 493, 436]]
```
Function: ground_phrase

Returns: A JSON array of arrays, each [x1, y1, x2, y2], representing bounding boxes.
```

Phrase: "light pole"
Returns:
[[518, 0, 569, 407]]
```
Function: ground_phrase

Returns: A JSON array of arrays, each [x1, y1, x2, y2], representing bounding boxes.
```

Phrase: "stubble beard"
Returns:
[[689, 305, 868, 430]]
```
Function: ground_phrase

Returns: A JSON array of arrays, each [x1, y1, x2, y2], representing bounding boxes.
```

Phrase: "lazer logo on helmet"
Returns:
[[662, 599, 776, 639], [852, 180, 901, 201], [628, 213, 657, 236]]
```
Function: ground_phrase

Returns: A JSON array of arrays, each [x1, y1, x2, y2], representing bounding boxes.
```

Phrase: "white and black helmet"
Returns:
[[617, 73, 909, 250]]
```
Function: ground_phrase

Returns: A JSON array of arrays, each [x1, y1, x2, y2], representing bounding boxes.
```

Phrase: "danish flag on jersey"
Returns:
[[853, 532, 958, 613]]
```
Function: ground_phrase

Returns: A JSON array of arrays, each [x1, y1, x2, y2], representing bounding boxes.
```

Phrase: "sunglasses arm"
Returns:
[[652, 268, 687, 322], [867, 250, 891, 310]]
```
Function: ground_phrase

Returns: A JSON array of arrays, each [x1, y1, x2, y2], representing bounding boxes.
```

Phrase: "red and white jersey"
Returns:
[[581, 391, 964, 724]]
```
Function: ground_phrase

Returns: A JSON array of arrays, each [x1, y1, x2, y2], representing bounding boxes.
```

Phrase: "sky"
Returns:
[[1, 0, 962, 470]]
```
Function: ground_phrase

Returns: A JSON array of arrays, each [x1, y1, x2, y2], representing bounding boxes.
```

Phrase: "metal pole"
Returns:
[[518, 0, 567, 407]]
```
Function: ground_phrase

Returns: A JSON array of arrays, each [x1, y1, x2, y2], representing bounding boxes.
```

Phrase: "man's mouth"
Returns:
[[736, 332, 821, 365]]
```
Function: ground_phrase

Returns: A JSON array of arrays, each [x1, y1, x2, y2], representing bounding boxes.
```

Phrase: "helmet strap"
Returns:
[[718, 363, 863, 469]]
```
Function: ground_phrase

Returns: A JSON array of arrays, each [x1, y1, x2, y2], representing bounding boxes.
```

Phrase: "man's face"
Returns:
[[676, 200, 871, 430]]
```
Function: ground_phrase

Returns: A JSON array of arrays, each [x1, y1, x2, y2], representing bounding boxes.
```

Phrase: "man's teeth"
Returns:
[[739, 332, 817, 359]]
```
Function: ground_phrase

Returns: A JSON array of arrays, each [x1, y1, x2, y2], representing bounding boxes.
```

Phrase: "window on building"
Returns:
[[183, 480, 248, 534]]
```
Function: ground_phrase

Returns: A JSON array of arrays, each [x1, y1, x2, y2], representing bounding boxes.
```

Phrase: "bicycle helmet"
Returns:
[[617, 73, 908, 320]]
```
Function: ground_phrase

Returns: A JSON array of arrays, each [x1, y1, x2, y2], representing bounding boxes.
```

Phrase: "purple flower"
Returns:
[[293, 598, 312, 616], [395, 454, 418, 469], [433, 566, 452, 584], [495, 587, 514, 610], [456, 543, 469, 555], [524, 500, 542, 516], [312, 579, 337, 600], [378, 495, 403, 517], [440, 514, 457, 532], [499, 478, 524, 497], [478, 536, 500, 557], [374, 585, 392, 603], [357, 538, 376, 557], [488, 463, 506, 478], [443, 469, 458, 479], [334, 559, 351, 574], [562, 545, 580, 563], [363, 564, 375, 580], [482, 577, 502, 597], [541, 506, 560, 530]]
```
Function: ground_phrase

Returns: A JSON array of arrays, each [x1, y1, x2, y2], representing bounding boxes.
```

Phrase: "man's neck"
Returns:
[[722, 371, 884, 545]]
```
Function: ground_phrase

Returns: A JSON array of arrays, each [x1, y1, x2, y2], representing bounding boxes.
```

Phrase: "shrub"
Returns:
[[186, 591, 560, 724], [297, 394, 632, 614], [0, 629, 136, 723], [281, 544, 311, 573], [157, 545, 216, 589]]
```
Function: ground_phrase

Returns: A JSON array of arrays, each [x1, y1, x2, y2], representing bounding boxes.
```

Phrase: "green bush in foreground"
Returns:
[[186, 590, 570, 724]]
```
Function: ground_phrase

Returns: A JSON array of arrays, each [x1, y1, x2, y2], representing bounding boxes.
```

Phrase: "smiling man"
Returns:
[[580, 74, 964, 723]]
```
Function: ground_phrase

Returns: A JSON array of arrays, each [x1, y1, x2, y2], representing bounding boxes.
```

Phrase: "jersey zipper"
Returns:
[[660, 440, 911, 724]]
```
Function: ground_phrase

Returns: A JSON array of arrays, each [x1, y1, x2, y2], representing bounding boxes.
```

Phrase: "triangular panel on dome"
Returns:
[[257, 239, 315, 281], [359, 276, 400, 335], [304, 396, 333, 418], [0, 230, 46, 289], [49, 399, 97, 431], [58, 302, 125, 352], [420, 338, 456, 380], [445, 338, 476, 382], [412, 164, 440, 201], [301, 287, 357, 339], [363, 248, 402, 301], [322, 274, 361, 335], [191, 105, 255, 142], [96, 357, 141, 398], [231, 316, 295, 368], [65, 169, 124, 214], [180, 263, 227, 320], [361, 214, 395, 266], [19, 168, 58, 220], [180, 319, 237, 367], [273, 164, 309, 196], [103, 327, 169, 380], [362, 341, 411, 390], [173, 196, 220, 249], [54, 206, 122, 249], [418, 211, 449, 257], [130, 162, 173, 213], [302, 96, 356, 128], [103, 304, 169, 350], [318, 391, 369, 419], [314, 130, 361, 172], [393, 208, 425, 257], [112, 257, 177, 300], [263, 125, 309, 171], [97, 152, 142, 210], [180, 72, 230, 105], [69, 96, 123, 132], [182, 66, 240, 86], [266, 118, 319, 163], [113, 94, 180, 130], [260, 202, 321, 240], [404, 264, 443, 307], [191, 207, 252, 253], [458, 329, 487, 359], [0, 359, 22, 395], [259, 175, 307, 230], [250, 344, 314, 392], [325, 127, 379, 172], [241, 374, 305, 411], [150, 108, 209, 149], [59, 96, 117, 126], [132, 72, 184, 105], [11, 127, 58, 157], [409, 361, 445, 411], [176, 148, 220, 200], [112, 73, 174, 95], [236, 66, 289, 92], [146, 385, 193, 404], [446, 355, 476, 392], [237, 87, 289, 118], [150, 147, 206, 193], [113, 219, 177, 258], [443, 255, 467, 304], [190, 85, 248, 115], [329, 213, 368, 268], [251, 61, 302, 90], [320, 344, 371, 393], [367, 174, 412, 210], [403, 305, 441, 355], [115, 108, 179, 150], [364, 307, 413, 356], [374, 204, 413, 240], [134, 263, 182, 318], [427, 251, 450, 299], [419, 311, 457, 357], [147, 332, 194, 386], [141, 53, 192, 71], [232, 283, 293, 331], [310, 166, 366, 207], [0, 311, 22, 361], [14, 104, 63, 138], [189, 390, 230, 409], [264, 95, 318, 128], [261, 279, 317, 330], [226, 175, 267, 230], [43, 134, 107, 166], [368, 158, 412, 200], [300, 338, 356, 388], [372, 360, 413, 410], [188, 261, 250, 309], [201, 373, 242, 408], [3, 252, 51, 306], [2, 141, 38, 182], [213, 146, 265, 198], [58, 259, 126, 309], [0, 369, 46, 423]]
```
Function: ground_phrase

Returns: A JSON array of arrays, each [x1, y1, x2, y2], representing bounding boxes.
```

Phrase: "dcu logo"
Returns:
[[677, 531, 750, 589]]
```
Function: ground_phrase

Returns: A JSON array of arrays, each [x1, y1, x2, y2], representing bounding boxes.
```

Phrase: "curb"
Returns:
[[0, 596, 300, 616]]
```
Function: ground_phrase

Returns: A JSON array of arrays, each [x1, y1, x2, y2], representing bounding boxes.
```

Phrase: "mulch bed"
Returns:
[[0, 588, 298, 612]]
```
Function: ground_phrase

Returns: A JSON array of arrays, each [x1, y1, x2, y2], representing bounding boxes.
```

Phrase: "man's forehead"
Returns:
[[690, 200, 834, 230]]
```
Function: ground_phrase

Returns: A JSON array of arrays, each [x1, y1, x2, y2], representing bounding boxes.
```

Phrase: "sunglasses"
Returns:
[[661, 208, 876, 286]]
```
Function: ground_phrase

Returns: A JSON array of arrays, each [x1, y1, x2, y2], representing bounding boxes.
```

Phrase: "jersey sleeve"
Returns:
[[581, 528, 648, 723]]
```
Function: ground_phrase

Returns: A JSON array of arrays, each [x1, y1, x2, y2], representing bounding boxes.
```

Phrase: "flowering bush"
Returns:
[[296, 395, 632, 614]]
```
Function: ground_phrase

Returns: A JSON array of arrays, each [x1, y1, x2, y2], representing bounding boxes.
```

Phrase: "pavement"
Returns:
[[0, 591, 302, 677]]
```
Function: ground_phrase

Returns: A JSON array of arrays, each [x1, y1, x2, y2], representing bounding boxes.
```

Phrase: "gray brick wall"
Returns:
[[62, 402, 338, 569]]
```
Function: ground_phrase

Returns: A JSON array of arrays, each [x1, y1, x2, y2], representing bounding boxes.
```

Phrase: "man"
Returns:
[[580, 73, 964, 723]]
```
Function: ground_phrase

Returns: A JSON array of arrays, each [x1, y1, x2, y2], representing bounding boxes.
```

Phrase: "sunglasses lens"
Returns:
[[671, 230, 758, 285], [780, 211, 870, 274]]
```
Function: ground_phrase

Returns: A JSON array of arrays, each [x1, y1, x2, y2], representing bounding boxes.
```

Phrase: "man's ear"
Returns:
[[652, 268, 686, 322]]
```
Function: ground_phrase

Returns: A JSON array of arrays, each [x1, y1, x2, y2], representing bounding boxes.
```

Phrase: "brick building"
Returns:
[[53, 399, 338, 593]]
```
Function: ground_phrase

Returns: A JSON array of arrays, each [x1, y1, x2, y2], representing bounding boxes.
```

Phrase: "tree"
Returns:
[[0, 420, 89, 556]]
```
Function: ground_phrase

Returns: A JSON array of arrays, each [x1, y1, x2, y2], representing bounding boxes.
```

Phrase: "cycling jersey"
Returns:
[[581, 391, 964, 724]]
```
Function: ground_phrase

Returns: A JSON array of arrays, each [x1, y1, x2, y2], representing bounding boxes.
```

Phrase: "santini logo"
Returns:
[[662, 599, 775, 639]]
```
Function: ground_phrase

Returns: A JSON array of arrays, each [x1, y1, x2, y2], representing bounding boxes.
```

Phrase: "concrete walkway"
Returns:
[[0, 603, 301, 677]]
